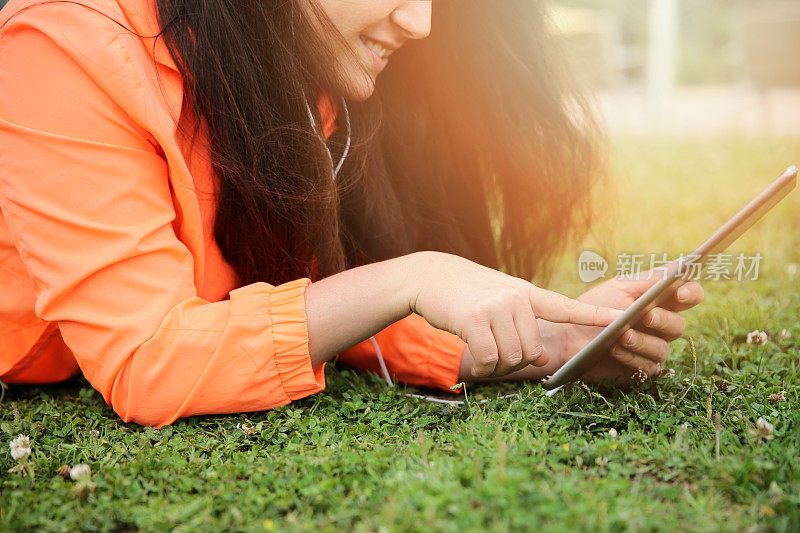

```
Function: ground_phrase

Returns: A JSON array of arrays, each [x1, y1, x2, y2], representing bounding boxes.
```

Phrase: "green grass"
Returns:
[[2, 136, 800, 532]]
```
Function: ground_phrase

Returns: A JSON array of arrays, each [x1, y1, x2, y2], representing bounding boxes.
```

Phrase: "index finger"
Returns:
[[530, 287, 623, 326]]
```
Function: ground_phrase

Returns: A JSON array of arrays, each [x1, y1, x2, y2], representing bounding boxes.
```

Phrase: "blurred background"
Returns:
[[548, 0, 800, 135], [542, 0, 800, 295]]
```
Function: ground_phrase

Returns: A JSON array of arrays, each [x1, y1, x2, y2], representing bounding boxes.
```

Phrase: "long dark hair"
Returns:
[[154, 0, 611, 287], [49, 0, 606, 288]]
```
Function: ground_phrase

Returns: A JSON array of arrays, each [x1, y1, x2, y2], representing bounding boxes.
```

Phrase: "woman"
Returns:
[[0, 0, 703, 428]]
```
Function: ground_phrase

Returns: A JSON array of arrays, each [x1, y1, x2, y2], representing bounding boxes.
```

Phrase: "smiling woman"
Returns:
[[0, 0, 703, 428]]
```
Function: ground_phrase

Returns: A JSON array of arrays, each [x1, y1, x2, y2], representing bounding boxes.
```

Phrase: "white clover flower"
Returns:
[[9, 435, 31, 461], [630, 368, 648, 386], [236, 423, 257, 436], [756, 417, 774, 439], [780, 329, 791, 340], [608, 428, 618, 439], [69, 463, 91, 481], [746, 330, 768, 345]]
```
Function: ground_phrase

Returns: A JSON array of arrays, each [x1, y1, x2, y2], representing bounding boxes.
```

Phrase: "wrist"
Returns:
[[400, 251, 434, 315]]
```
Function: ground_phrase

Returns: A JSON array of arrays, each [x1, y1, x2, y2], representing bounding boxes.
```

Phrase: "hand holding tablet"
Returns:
[[544, 165, 798, 394]]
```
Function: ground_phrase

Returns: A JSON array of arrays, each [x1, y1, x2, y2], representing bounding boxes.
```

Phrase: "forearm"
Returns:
[[458, 319, 567, 383], [304, 252, 422, 367]]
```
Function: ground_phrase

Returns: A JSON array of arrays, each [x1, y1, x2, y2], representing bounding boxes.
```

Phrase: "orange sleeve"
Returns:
[[336, 313, 466, 393], [0, 4, 324, 428]]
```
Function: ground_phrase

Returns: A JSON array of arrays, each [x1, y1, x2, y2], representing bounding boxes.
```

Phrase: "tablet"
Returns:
[[543, 165, 799, 393]]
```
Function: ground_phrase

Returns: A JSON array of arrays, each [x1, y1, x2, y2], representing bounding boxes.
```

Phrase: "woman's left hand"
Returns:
[[555, 268, 704, 385]]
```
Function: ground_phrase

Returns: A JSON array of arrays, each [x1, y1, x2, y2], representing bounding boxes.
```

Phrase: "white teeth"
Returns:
[[360, 36, 390, 59]]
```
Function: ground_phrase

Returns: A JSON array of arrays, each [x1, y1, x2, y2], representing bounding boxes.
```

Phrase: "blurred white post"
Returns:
[[646, 0, 679, 131]]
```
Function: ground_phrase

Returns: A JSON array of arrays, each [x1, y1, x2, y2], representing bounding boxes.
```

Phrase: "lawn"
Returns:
[[2, 136, 799, 532]]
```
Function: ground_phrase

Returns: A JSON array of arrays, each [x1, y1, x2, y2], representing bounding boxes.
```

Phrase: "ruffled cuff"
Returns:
[[268, 278, 326, 401], [426, 328, 467, 394]]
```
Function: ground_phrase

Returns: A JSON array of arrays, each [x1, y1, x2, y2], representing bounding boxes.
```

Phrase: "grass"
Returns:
[[2, 135, 800, 532]]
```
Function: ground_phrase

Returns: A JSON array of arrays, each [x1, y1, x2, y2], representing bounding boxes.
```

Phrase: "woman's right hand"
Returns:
[[407, 251, 624, 378]]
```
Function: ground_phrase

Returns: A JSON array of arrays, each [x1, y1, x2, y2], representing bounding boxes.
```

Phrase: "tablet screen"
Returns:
[[543, 165, 798, 391]]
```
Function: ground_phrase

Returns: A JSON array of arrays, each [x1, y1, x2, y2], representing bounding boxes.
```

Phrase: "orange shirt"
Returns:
[[0, 0, 465, 428]]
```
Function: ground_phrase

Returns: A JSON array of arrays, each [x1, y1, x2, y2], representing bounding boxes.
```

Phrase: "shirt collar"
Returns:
[[316, 92, 340, 139]]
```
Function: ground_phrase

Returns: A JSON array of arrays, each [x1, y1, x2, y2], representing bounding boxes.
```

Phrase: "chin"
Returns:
[[334, 69, 377, 102]]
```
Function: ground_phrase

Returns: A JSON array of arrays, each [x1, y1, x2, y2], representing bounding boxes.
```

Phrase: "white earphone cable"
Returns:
[[305, 96, 517, 406], [304, 96, 351, 181], [370, 336, 519, 406]]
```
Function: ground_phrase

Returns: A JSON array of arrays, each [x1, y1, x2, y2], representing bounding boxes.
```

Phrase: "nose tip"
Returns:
[[392, 2, 432, 40]]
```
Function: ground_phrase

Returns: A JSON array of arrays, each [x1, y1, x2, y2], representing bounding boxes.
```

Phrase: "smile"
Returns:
[[359, 35, 393, 60]]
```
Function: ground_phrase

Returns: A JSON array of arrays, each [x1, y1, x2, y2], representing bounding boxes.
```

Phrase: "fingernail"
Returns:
[[677, 287, 689, 302]]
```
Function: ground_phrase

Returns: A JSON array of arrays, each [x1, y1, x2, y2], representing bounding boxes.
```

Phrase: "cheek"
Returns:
[[313, 3, 368, 66], [317, 0, 371, 37], [318, 0, 398, 40]]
